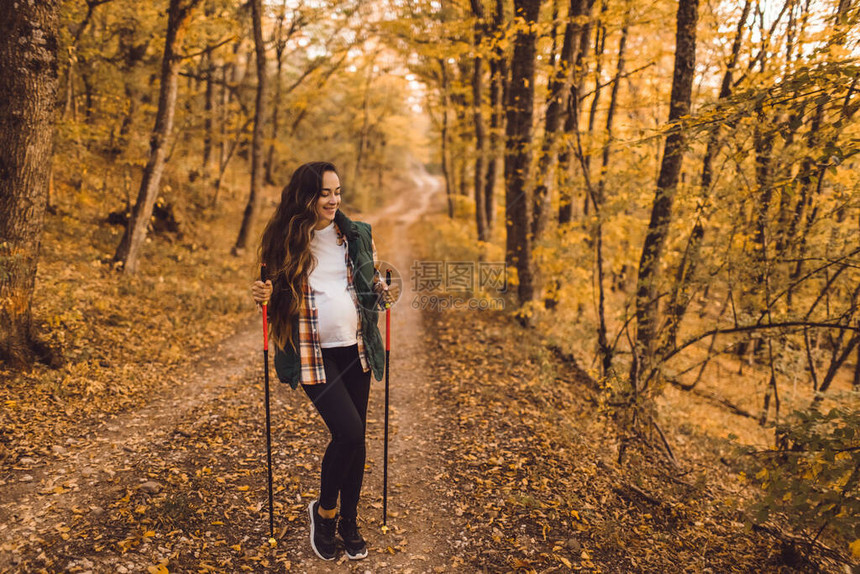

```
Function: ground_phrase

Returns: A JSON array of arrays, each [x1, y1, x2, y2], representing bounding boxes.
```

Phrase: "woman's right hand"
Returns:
[[252, 280, 273, 309]]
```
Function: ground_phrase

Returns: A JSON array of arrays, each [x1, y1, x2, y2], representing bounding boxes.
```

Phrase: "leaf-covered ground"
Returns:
[[0, 314, 446, 573], [0, 172, 467, 573], [1, 173, 853, 573], [0, 186, 254, 480], [422, 307, 841, 573], [2, 300, 843, 573]]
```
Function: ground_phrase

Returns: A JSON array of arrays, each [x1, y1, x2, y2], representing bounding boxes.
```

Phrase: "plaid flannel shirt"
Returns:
[[297, 223, 380, 386]]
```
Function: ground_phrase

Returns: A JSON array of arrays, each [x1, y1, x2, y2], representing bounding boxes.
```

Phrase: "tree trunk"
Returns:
[[784, 1, 853, 307], [457, 153, 468, 199], [113, 0, 201, 272], [591, 19, 628, 375], [532, 0, 586, 240], [439, 60, 455, 219], [484, 58, 501, 232], [752, 105, 778, 425], [819, 333, 860, 395], [595, 21, 628, 209], [213, 117, 253, 208], [505, 0, 542, 310], [752, 113, 776, 293], [202, 51, 214, 178], [233, 0, 268, 255], [214, 62, 233, 206], [470, 0, 489, 242], [700, 0, 749, 195], [0, 0, 60, 368], [264, 0, 290, 186], [351, 61, 376, 204], [558, 0, 595, 225], [483, 0, 508, 234], [580, 0, 608, 217], [450, 72, 471, 202], [61, 0, 104, 120], [661, 0, 751, 351], [631, 0, 699, 391], [197, 0, 215, 178]]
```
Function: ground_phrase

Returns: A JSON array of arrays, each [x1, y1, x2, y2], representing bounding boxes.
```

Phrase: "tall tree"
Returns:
[[630, 0, 699, 390], [783, 0, 855, 305], [451, 66, 472, 200], [61, 0, 115, 120], [0, 0, 61, 368], [470, 0, 489, 242], [590, 15, 629, 376], [581, 0, 608, 217], [557, 0, 595, 225], [482, 0, 508, 235], [200, 0, 216, 179], [233, 0, 268, 255], [264, 0, 294, 186], [505, 0, 543, 310], [532, 0, 587, 240], [113, 0, 202, 272], [661, 0, 751, 352], [201, 49, 215, 177], [439, 59, 456, 219], [351, 53, 379, 201]]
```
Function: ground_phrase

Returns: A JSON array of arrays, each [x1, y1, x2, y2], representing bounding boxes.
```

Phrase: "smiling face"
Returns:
[[314, 169, 341, 229]]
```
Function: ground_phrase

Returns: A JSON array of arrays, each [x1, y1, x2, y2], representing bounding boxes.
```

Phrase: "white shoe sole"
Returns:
[[345, 547, 368, 560], [341, 520, 368, 560], [307, 500, 335, 561]]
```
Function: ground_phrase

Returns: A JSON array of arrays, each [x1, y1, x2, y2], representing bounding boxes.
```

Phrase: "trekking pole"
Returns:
[[260, 264, 275, 543], [382, 269, 392, 527]]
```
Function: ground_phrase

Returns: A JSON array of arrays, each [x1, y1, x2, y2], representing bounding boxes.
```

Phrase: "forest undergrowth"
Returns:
[[0, 169, 260, 474], [424, 306, 818, 572], [414, 211, 859, 573]]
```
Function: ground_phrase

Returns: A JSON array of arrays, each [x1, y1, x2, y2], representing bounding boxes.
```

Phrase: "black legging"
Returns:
[[302, 344, 371, 520]]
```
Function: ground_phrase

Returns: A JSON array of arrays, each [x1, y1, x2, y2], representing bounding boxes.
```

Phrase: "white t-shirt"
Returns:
[[308, 221, 359, 348]]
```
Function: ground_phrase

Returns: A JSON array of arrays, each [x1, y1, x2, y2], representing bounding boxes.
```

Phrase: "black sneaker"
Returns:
[[307, 500, 337, 560], [337, 515, 368, 560]]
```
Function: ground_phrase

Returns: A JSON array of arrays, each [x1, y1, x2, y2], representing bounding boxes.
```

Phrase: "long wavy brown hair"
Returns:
[[259, 161, 338, 351]]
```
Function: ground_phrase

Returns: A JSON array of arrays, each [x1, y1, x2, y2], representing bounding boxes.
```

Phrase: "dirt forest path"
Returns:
[[0, 170, 466, 573]]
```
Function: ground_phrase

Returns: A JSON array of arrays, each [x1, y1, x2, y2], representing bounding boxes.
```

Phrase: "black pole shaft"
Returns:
[[383, 269, 391, 527], [261, 264, 275, 539], [383, 347, 390, 526], [263, 348, 274, 538]]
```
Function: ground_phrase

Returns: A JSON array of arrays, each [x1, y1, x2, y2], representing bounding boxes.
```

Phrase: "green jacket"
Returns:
[[273, 210, 385, 389]]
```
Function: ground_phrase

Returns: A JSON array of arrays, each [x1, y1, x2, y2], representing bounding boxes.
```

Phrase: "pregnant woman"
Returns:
[[251, 161, 392, 561]]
